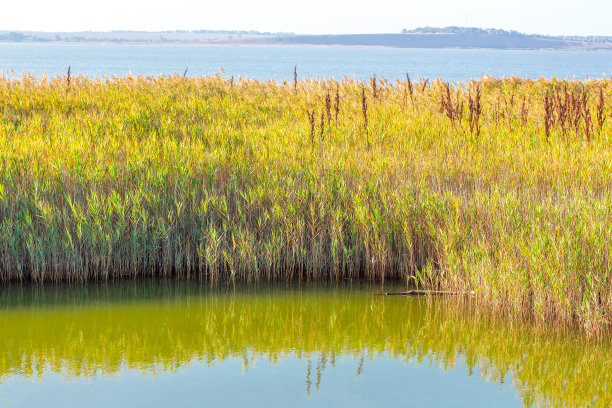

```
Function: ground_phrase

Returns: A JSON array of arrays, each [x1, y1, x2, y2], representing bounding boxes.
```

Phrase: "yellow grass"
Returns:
[[0, 72, 611, 334]]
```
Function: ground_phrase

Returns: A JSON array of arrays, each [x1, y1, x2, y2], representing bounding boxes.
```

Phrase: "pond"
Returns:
[[0, 282, 608, 407]]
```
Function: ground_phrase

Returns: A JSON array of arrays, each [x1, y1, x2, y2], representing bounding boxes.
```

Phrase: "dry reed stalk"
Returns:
[[456, 92, 464, 122], [439, 89, 446, 114], [421, 78, 429, 93], [468, 85, 482, 137], [544, 90, 553, 142], [406, 73, 413, 102], [554, 88, 567, 132], [582, 91, 592, 143], [371, 74, 378, 99], [293, 66, 298, 94], [570, 90, 582, 132], [597, 87, 606, 132], [66, 66, 71, 92], [521, 97, 529, 127], [319, 111, 325, 141], [308, 109, 315, 144], [183, 67, 188, 78], [493, 101, 500, 128], [334, 87, 340, 122], [361, 86, 368, 144], [441, 82, 457, 123], [325, 91, 331, 126]]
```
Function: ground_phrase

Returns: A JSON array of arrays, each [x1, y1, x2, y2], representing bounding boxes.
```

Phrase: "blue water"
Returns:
[[0, 43, 610, 82], [0, 355, 521, 408]]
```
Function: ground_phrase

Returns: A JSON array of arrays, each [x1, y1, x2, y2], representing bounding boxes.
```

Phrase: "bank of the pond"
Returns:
[[0, 74, 611, 334], [0, 283, 610, 408]]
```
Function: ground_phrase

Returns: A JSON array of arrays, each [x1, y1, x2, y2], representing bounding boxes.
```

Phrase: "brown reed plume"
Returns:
[[555, 85, 569, 131], [456, 92, 464, 122], [582, 91, 592, 143], [570, 89, 583, 132], [371, 74, 378, 99], [66, 66, 71, 92], [597, 87, 606, 132], [468, 85, 482, 137], [308, 109, 315, 144], [325, 91, 331, 126], [293, 65, 298, 94], [334, 87, 340, 122], [361, 86, 368, 144], [544, 90, 553, 143], [521, 97, 529, 127], [441, 82, 458, 124], [183, 67, 188, 78], [406, 73, 414, 102], [492, 101, 500, 128], [319, 111, 325, 141], [421, 78, 429, 93]]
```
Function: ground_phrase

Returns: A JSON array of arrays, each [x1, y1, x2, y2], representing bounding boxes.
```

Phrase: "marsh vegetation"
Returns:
[[0, 73, 610, 333]]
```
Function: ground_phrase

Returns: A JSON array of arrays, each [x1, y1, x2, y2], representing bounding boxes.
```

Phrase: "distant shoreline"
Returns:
[[2, 27, 612, 51], [1, 41, 611, 52]]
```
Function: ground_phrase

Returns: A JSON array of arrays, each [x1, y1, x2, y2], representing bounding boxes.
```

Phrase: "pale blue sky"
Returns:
[[2, 0, 611, 36]]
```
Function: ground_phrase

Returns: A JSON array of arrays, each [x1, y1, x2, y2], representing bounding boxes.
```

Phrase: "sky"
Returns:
[[2, 0, 611, 37]]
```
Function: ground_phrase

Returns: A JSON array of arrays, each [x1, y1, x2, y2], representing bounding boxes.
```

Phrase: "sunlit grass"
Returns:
[[0, 72, 611, 333]]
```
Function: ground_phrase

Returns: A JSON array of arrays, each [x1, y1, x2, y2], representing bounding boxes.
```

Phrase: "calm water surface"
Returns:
[[0, 43, 611, 81], [0, 283, 609, 407]]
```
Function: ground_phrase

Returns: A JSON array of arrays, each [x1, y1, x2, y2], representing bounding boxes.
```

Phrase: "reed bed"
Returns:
[[0, 72, 611, 334]]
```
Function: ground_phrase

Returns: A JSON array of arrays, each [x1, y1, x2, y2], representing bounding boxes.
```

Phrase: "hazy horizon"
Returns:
[[2, 0, 611, 37]]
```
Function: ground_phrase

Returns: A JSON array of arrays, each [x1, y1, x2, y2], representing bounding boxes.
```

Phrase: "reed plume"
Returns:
[[371, 74, 377, 99], [325, 91, 331, 126], [334, 87, 340, 122]]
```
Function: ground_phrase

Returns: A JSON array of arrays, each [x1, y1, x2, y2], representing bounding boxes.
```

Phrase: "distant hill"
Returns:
[[1, 27, 611, 50], [226, 27, 612, 50], [402, 26, 612, 43]]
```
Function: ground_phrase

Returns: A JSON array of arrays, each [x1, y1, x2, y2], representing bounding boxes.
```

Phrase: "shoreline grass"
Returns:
[[0, 72, 611, 334]]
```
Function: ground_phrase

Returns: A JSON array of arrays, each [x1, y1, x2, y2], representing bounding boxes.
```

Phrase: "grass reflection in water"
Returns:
[[0, 282, 609, 407]]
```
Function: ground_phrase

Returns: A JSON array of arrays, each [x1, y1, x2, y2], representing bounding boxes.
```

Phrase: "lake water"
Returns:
[[0, 43, 611, 82], [0, 282, 609, 408]]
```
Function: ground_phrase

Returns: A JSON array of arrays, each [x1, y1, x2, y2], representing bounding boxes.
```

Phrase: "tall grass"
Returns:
[[0, 72, 611, 334]]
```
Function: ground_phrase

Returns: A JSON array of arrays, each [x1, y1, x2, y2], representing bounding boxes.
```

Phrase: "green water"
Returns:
[[0, 282, 609, 407]]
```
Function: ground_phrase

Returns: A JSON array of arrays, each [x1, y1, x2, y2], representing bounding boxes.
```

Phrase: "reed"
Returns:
[[597, 86, 606, 132], [406, 73, 413, 102], [468, 84, 481, 137], [544, 90, 553, 142], [325, 91, 331, 126], [370, 74, 377, 99], [66, 66, 71, 92], [333, 87, 340, 122], [0, 73, 611, 334], [361, 85, 368, 144]]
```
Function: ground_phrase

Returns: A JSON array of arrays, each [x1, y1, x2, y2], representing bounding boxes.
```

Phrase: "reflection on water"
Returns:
[[0, 282, 609, 407]]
